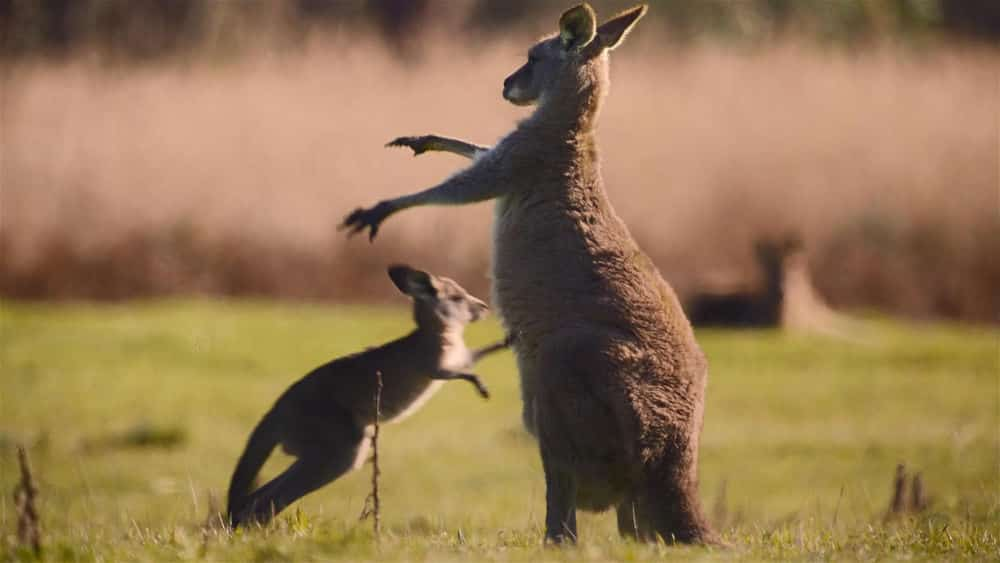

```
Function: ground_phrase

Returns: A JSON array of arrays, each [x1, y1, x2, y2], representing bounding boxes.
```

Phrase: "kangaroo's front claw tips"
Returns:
[[466, 376, 490, 399], [340, 203, 390, 242], [386, 136, 428, 156]]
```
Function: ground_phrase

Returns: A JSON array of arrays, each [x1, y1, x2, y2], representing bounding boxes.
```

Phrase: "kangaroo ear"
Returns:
[[783, 233, 804, 253], [596, 4, 647, 50], [559, 3, 597, 51], [753, 240, 773, 260], [388, 264, 438, 299]]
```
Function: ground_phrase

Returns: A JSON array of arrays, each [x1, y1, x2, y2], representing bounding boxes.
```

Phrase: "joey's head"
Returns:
[[388, 265, 489, 334], [502, 3, 647, 113]]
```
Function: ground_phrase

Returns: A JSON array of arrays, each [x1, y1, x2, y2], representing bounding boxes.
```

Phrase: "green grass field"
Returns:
[[1, 300, 997, 561]]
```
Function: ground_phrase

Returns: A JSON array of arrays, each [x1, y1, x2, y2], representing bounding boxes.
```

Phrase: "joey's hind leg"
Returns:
[[238, 441, 363, 526], [237, 411, 367, 527]]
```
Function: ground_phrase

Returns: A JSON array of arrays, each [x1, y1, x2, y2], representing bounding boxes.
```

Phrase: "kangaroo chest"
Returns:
[[491, 186, 632, 338], [377, 341, 469, 424], [382, 380, 445, 424]]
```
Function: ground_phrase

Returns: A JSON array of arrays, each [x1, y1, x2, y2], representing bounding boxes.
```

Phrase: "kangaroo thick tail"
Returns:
[[226, 409, 280, 523]]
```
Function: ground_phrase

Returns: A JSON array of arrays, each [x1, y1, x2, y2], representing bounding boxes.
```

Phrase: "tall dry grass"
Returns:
[[1, 34, 997, 320]]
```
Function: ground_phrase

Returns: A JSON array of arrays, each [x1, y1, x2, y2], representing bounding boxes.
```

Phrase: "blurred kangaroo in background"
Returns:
[[686, 235, 849, 334], [227, 265, 508, 528], [686, 236, 803, 328], [342, 4, 718, 545]]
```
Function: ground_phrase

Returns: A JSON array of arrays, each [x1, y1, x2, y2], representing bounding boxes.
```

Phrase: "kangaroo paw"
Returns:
[[386, 136, 435, 156]]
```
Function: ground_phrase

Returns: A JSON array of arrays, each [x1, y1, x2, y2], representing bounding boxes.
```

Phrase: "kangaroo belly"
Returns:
[[381, 380, 445, 423]]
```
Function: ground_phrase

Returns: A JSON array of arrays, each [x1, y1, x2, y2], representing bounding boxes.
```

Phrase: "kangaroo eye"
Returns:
[[528, 55, 540, 64], [450, 295, 464, 303]]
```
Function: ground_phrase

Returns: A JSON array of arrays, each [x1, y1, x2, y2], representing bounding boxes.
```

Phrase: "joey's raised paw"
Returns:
[[503, 332, 519, 348], [386, 136, 437, 156], [339, 201, 393, 241], [470, 376, 490, 400]]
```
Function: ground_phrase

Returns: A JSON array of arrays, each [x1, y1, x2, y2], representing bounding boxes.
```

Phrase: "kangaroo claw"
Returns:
[[386, 136, 432, 156], [339, 201, 393, 241]]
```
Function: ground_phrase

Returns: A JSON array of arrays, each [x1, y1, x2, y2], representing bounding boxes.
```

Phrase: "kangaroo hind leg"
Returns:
[[636, 460, 720, 545], [237, 441, 363, 527], [541, 452, 578, 544], [235, 409, 367, 528], [616, 493, 656, 541]]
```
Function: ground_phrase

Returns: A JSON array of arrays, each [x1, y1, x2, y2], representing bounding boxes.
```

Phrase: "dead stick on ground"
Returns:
[[886, 463, 907, 521], [910, 472, 927, 512], [14, 445, 41, 557], [359, 370, 382, 544]]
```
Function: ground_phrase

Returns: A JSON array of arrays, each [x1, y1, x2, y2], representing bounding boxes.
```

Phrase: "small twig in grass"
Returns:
[[886, 463, 908, 522], [832, 484, 845, 527], [202, 490, 225, 533], [712, 479, 728, 529], [14, 445, 41, 557], [359, 370, 382, 544], [910, 472, 928, 512]]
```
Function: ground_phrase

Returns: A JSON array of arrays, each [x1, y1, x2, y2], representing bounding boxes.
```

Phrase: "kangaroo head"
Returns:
[[388, 265, 489, 332], [754, 234, 805, 291], [502, 3, 647, 108]]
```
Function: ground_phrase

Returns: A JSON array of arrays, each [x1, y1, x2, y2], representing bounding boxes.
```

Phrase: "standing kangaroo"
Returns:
[[227, 265, 507, 528], [342, 4, 717, 545]]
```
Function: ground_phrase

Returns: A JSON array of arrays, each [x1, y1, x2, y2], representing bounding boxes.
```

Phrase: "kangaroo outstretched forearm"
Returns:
[[430, 336, 512, 399], [341, 149, 510, 240], [471, 335, 515, 363], [387, 135, 490, 160], [431, 369, 491, 399]]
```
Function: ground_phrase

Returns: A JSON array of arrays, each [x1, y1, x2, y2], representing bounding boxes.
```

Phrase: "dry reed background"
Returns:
[[2, 31, 998, 320]]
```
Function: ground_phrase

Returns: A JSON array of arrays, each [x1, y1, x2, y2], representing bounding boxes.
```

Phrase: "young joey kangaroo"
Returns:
[[226, 265, 507, 528], [342, 4, 718, 545]]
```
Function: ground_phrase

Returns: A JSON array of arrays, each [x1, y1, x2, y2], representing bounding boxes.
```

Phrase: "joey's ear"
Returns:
[[596, 4, 647, 50], [559, 3, 597, 51], [388, 264, 438, 299]]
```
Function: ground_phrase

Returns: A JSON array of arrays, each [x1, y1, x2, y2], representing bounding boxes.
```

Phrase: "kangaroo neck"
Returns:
[[764, 265, 785, 305], [409, 323, 465, 351], [524, 74, 604, 142]]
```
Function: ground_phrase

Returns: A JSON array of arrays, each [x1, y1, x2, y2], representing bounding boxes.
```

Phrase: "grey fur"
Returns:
[[342, 3, 718, 545], [226, 265, 506, 528]]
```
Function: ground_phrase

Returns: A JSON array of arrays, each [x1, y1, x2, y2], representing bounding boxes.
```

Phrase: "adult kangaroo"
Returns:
[[342, 3, 718, 545]]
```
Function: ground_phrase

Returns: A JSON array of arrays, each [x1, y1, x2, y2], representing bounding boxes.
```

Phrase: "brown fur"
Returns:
[[226, 265, 505, 528], [342, 3, 717, 544]]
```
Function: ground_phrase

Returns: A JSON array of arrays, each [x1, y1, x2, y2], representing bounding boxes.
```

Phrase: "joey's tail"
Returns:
[[226, 409, 280, 523]]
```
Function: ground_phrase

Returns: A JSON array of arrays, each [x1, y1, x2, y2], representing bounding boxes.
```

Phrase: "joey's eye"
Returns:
[[450, 295, 464, 303]]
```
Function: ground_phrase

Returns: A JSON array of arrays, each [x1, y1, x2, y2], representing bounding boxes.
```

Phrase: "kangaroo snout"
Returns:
[[502, 76, 516, 102], [502, 72, 533, 106]]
